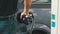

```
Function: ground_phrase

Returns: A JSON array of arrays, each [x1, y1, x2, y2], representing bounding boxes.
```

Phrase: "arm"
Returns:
[[24, 0, 32, 15], [21, 0, 32, 16]]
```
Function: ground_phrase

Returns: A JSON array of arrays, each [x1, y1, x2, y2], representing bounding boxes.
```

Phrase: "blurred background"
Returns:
[[32, 0, 51, 28], [18, 0, 51, 8]]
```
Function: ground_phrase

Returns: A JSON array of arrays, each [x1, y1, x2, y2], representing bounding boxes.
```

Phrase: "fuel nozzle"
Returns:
[[17, 12, 34, 25]]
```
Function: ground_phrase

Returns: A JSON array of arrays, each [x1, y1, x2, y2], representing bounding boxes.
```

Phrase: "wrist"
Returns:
[[23, 11, 29, 14]]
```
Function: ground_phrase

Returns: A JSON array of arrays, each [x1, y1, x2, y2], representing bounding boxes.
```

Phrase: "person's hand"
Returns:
[[20, 12, 29, 19]]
